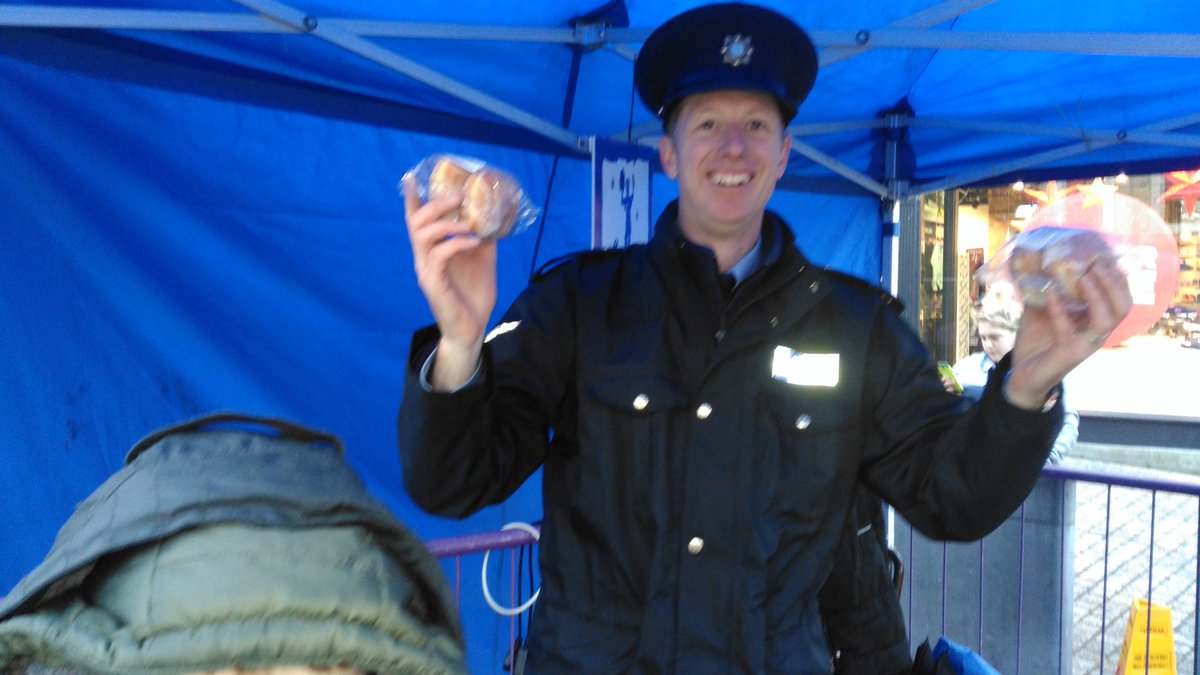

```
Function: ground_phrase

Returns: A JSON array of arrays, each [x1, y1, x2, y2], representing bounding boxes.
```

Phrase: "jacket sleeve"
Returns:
[[860, 305, 1063, 541], [397, 270, 576, 519]]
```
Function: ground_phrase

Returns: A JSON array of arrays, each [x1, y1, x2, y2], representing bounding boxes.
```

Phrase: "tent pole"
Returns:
[[914, 118, 1200, 150], [819, 0, 997, 66], [226, 0, 584, 153], [916, 111, 1200, 193], [790, 139, 889, 199], [823, 29, 1200, 59], [0, 6, 286, 30]]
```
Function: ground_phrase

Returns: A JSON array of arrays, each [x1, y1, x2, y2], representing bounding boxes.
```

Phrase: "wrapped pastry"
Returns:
[[402, 154, 538, 240], [977, 226, 1120, 312], [427, 156, 471, 202], [461, 167, 523, 240]]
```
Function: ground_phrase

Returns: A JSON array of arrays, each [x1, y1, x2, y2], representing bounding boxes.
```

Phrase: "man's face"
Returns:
[[658, 90, 791, 242]]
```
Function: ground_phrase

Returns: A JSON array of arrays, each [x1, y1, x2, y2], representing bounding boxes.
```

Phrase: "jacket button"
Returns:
[[809, 281, 820, 293], [715, 329, 726, 342], [687, 537, 705, 554], [769, 316, 779, 328], [633, 394, 649, 410], [696, 403, 712, 419], [795, 414, 812, 430]]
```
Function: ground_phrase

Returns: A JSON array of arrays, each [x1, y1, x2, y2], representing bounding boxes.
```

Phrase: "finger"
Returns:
[[415, 237, 485, 305], [402, 175, 422, 221], [1077, 260, 1128, 333], [1069, 262, 1131, 348], [407, 193, 470, 243], [1038, 292, 1081, 344], [407, 194, 464, 236], [410, 213, 474, 247], [422, 232, 485, 272], [410, 219, 477, 275], [1078, 277, 1114, 335], [1093, 258, 1133, 318], [1073, 284, 1111, 347]]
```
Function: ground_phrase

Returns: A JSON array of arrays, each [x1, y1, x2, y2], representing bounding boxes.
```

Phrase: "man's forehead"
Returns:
[[676, 90, 783, 118]]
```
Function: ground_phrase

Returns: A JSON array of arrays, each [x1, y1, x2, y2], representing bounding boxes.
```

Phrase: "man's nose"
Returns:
[[720, 126, 747, 153]]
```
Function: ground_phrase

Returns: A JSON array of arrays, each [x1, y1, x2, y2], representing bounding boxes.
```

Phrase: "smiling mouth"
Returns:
[[710, 172, 751, 187]]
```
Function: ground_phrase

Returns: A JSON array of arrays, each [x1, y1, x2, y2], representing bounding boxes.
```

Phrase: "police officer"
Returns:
[[399, 3, 1131, 672]]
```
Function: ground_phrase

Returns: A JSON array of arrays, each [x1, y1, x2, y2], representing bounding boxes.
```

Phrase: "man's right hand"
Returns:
[[403, 175, 497, 391]]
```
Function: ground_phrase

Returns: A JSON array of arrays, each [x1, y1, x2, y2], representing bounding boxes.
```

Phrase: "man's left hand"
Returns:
[[1004, 257, 1133, 410]]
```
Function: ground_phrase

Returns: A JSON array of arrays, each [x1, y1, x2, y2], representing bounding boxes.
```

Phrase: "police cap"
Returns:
[[634, 3, 818, 124]]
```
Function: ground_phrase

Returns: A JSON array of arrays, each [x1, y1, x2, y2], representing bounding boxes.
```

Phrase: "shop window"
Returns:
[[921, 173, 1200, 420]]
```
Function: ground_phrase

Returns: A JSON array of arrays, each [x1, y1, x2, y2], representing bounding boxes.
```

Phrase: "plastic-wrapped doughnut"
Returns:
[[1008, 227, 1113, 307], [462, 167, 521, 240], [401, 154, 539, 241], [426, 156, 471, 202]]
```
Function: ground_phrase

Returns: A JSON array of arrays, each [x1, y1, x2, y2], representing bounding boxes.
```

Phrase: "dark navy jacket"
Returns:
[[399, 203, 1062, 674]]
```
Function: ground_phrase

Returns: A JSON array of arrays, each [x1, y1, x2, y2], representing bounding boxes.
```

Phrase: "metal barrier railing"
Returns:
[[1047, 464, 1200, 675], [428, 464, 1200, 675], [427, 522, 540, 672], [898, 463, 1200, 675]]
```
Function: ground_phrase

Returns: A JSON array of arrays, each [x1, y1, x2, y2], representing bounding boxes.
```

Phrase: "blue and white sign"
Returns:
[[592, 137, 653, 250]]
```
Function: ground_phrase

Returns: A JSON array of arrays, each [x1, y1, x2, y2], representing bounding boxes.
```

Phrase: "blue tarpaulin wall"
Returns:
[[0, 21, 877, 675], [3, 2, 1200, 672]]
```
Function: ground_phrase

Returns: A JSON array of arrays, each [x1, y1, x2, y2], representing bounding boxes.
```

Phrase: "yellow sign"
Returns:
[[1116, 598, 1177, 675]]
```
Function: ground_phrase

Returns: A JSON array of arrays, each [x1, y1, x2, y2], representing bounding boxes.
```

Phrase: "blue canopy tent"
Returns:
[[3, 1, 1200, 671]]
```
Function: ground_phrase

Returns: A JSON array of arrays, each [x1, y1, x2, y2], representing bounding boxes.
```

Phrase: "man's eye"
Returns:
[[696, 120, 716, 131], [747, 120, 765, 131]]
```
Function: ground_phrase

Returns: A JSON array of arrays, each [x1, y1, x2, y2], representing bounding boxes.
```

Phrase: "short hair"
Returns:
[[973, 289, 1023, 332]]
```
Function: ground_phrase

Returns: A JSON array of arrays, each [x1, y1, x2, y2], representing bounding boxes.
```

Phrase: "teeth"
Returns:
[[712, 173, 750, 186]]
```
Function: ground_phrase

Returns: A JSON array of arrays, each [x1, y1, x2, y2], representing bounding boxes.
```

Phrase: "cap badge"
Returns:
[[721, 34, 754, 67]]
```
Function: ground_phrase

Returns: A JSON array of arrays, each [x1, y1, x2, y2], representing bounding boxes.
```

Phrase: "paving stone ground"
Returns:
[[1069, 458, 1199, 674]]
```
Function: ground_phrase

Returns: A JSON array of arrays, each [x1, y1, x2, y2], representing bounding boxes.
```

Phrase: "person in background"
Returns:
[[398, 3, 1130, 671], [944, 288, 1079, 463]]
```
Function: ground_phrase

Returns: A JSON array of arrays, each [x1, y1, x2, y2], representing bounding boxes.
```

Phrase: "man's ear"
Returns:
[[659, 135, 678, 179], [776, 133, 791, 180]]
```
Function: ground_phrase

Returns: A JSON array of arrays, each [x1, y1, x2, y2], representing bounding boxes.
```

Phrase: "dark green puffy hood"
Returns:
[[0, 414, 466, 675]]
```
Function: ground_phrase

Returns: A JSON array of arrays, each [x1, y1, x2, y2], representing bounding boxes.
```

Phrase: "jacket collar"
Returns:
[[649, 200, 808, 288]]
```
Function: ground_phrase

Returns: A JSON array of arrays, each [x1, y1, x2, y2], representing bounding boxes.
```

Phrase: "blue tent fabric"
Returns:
[[4, 2, 1200, 672]]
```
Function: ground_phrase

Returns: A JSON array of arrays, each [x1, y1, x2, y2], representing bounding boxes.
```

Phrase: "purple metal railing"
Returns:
[[427, 522, 540, 666], [898, 463, 1200, 674], [1042, 464, 1200, 675], [428, 465, 1200, 675]]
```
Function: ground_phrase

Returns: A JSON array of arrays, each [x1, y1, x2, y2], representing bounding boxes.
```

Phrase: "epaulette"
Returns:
[[820, 267, 905, 314], [532, 248, 626, 282]]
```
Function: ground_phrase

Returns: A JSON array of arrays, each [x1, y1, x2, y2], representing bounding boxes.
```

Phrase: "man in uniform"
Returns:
[[398, 3, 1131, 672]]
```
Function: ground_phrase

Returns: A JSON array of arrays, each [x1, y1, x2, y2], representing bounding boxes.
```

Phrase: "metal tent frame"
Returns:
[[5, 0, 1200, 202]]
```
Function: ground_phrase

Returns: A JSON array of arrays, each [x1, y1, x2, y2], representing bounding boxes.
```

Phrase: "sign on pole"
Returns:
[[591, 137, 653, 250]]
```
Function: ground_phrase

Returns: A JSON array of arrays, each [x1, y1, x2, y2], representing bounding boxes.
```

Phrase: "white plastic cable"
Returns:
[[481, 521, 542, 616]]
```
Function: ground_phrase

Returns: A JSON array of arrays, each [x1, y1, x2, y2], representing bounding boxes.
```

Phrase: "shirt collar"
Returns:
[[726, 236, 763, 285]]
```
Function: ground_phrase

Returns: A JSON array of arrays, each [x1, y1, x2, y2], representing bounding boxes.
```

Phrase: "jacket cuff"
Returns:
[[986, 354, 1064, 429]]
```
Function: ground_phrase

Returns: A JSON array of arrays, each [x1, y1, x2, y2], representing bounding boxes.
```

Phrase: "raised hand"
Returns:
[[403, 175, 497, 390], [1005, 256, 1132, 410]]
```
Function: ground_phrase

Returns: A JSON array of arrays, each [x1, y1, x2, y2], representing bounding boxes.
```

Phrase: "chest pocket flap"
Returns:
[[763, 377, 859, 435], [587, 375, 688, 415]]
